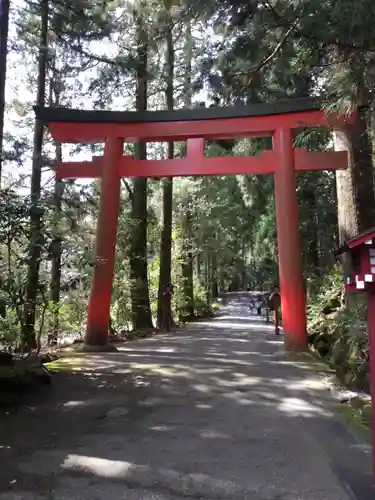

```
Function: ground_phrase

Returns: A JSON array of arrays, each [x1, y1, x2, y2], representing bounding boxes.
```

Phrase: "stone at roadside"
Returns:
[[0, 353, 51, 394], [40, 352, 59, 364], [18, 355, 51, 385], [0, 352, 13, 366]]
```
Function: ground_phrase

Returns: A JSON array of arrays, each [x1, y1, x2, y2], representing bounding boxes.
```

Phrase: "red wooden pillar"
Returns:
[[273, 127, 308, 351], [84, 137, 123, 348], [187, 137, 204, 158], [274, 295, 280, 335]]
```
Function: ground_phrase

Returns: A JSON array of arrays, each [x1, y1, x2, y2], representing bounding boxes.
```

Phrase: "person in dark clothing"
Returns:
[[268, 284, 281, 334], [255, 295, 262, 316]]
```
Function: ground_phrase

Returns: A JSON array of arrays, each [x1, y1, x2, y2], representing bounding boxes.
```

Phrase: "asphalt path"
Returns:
[[0, 292, 373, 499]]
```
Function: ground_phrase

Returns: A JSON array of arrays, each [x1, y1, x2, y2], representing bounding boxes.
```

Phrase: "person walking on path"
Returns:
[[268, 284, 281, 334], [255, 294, 262, 316]]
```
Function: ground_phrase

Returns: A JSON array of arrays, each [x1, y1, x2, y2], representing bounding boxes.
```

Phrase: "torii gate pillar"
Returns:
[[82, 137, 123, 351], [274, 127, 308, 351]]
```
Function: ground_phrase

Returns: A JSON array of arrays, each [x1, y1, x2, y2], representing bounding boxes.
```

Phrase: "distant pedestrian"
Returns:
[[268, 284, 281, 334], [255, 296, 262, 316]]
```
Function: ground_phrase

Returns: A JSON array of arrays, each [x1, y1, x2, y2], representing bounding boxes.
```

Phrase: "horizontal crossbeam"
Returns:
[[55, 149, 348, 180]]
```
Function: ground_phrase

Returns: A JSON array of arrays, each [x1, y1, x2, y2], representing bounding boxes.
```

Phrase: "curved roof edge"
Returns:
[[35, 97, 324, 125]]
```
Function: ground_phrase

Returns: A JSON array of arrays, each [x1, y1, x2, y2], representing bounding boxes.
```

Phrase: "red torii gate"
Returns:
[[35, 98, 349, 352]]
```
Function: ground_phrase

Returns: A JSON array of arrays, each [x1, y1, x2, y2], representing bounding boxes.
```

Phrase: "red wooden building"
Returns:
[[335, 228, 375, 292]]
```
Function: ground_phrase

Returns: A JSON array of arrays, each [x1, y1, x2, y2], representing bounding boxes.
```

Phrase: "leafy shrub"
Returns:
[[0, 311, 21, 351], [307, 265, 369, 391]]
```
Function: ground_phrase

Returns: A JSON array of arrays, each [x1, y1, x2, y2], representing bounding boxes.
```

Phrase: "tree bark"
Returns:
[[130, 10, 153, 330], [300, 180, 320, 274], [180, 20, 194, 320], [334, 108, 375, 282], [157, 2, 174, 330], [22, 0, 49, 350], [196, 251, 202, 284], [50, 142, 63, 344], [210, 247, 218, 299], [205, 250, 211, 304], [0, 0, 10, 186], [157, 173, 173, 329], [47, 63, 63, 345], [180, 202, 194, 319], [334, 109, 375, 242]]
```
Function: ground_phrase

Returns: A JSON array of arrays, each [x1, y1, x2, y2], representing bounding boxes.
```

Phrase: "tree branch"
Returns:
[[56, 34, 126, 68], [253, 22, 297, 73], [122, 178, 133, 201], [263, 0, 375, 53], [231, 20, 298, 86]]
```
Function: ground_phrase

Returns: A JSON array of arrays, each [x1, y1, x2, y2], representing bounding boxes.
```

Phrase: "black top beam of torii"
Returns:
[[34, 97, 324, 125]]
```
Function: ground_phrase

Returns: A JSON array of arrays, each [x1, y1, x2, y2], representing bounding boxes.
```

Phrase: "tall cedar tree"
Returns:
[[130, 5, 153, 330], [0, 0, 10, 185], [180, 20, 194, 320], [157, 0, 174, 330], [45, 50, 64, 343], [22, 0, 49, 349]]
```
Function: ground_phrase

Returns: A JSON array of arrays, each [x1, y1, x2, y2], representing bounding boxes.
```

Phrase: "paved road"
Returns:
[[0, 292, 374, 499]]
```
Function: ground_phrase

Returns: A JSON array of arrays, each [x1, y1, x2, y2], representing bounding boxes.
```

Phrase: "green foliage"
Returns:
[[341, 400, 372, 437], [0, 311, 21, 350], [307, 266, 369, 390]]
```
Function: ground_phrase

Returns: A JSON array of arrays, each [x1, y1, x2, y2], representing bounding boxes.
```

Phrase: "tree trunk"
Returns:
[[48, 65, 63, 345], [22, 0, 49, 350], [334, 108, 375, 285], [130, 11, 153, 330], [50, 142, 63, 345], [205, 250, 211, 305], [347, 111, 375, 232], [157, 2, 174, 330], [157, 173, 173, 329], [211, 247, 218, 299], [130, 175, 153, 330], [240, 240, 247, 289], [196, 252, 201, 282], [180, 203, 194, 319], [180, 21, 194, 320], [0, 0, 10, 186], [335, 110, 375, 242], [50, 160, 62, 340], [330, 173, 339, 249], [301, 180, 320, 274]]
